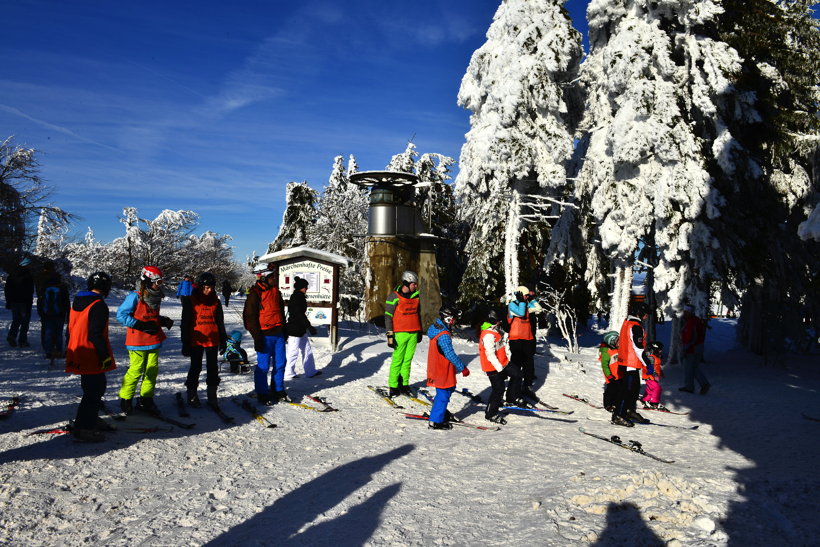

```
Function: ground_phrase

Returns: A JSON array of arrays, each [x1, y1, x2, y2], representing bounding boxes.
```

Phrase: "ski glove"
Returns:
[[606, 375, 616, 383], [386, 331, 396, 348], [159, 316, 173, 329], [646, 364, 656, 378], [416, 332, 423, 343], [461, 367, 470, 377], [254, 337, 266, 353], [133, 320, 160, 335]]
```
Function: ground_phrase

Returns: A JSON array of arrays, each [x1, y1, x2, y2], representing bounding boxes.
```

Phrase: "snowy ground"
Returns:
[[1, 293, 819, 546]]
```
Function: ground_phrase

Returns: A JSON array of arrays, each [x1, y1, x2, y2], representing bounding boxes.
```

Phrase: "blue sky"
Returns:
[[2, 0, 590, 262]]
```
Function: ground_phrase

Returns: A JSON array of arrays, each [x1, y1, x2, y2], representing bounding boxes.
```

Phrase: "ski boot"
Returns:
[[428, 421, 452, 430], [94, 417, 116, 432], [119, 397, 133, 416], [138, 397, 162, 417], [611, 414, 635, 427], [187, 389, 202, 408], [207, 386, 219, 410], [487, 414, 508, 425], [627, 410, 649, 424]]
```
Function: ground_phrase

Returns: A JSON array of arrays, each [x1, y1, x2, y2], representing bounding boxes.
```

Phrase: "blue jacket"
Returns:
[[508, 299, 540, 318], [175, 280, 193, 298], [117, 292, 163, 351], [426, 319, 466, 372]]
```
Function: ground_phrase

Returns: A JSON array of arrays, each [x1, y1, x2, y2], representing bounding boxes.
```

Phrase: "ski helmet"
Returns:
[[401, 270, 418, 285], [648, 341, 664, 355], [252, 262, 270, 275], [602, 331, 619, 349], [87, 271, 112, 296], [229, 330, 243, 344], [141, 265, 164, 284], [486, 309, 502, 326], [196, 272, 216, 287], [439, 303, 459, 328]]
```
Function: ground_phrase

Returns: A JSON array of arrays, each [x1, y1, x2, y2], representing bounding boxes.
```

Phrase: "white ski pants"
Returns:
[[285, 334, 316, 379]]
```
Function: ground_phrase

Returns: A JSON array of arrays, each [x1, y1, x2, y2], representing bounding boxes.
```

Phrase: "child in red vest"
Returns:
[[599, 331, 619, 411], [479, 309, 520, 425], [426, 304, 469, 430], [641, 341, 664, 409]]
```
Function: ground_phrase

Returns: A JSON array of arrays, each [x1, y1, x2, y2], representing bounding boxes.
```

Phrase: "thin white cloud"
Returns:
[[0, 103, 118, 151]]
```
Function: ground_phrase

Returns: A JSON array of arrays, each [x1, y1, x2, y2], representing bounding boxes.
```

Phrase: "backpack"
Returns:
[[42, 286, 64, 316]]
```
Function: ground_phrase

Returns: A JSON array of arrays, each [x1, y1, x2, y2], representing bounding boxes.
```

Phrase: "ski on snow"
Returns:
[[579, 426, 674, 464], [208, 404, 235, 424], [402, 412, 500, 431], [304, 394, 339, 412], [456, 388, 572, 415], [0, 396, 21, 419], [640, 403, 690, 415], [563, 394, 605, 409], [586, 416, 699, 431], [133, 401, 196, 429], [232, 397, 277, 428], [367, 385, 404, 409]]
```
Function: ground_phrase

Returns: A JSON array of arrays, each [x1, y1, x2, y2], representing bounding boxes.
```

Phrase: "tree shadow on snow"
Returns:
[[204, 444, 414, 546], [591, 502, 664, 547]]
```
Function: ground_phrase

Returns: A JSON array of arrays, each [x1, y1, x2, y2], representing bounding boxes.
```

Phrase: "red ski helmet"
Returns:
[[141, 265, 164, 284]]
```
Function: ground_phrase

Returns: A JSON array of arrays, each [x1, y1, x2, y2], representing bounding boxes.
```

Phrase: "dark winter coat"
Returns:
[[286, 290, 313, 337], [4, 267, 34, 307], [36, 274, 70, 319]]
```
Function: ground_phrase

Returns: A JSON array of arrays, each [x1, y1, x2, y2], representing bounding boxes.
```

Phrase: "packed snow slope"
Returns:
[[1, 294, 818, 546]]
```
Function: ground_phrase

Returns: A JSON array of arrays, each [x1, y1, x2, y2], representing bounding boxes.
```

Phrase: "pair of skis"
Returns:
[[175, 392, 233, 424], [563, 393, 691, 416], [367, 385, 498, 431], [283, 394, 339, 413], [458, 388, 574, 415], [579, 426, 675, 464]]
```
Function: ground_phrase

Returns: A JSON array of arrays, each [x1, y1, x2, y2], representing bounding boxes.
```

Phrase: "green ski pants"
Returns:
[[119, 349, 160, 399], [389, 331, 418, 388]]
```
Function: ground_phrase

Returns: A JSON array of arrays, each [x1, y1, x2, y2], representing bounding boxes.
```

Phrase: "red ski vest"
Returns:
[[427, 330, 457, 389], [191, 291, 220, 347], [391, 291, 421, 332], [508, 309, 534, 341], [125, 295, 166, 346], [618, 318, 645, 369], [66, 300, 116, 375], [599, 346, 619, 382], [259, 285, 284, 330], [479, 328, 509, 373]]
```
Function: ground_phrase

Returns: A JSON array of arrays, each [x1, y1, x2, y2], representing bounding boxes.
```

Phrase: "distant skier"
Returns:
[[65, 272, 116, 443], [181, 272, 228, 410], [175, 275, 193, 300], [221, 280, 233, 306], [426, 304, 469, 430], [116, 266, 174, 416], [384, 271, 422, 397], [36, 261, 70, 361], [479, 308, 519, 425], [679, 305, 710, 394], [4, 257, 34, 348]]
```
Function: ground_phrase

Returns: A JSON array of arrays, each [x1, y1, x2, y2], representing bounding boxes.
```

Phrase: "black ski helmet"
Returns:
[[87, 271, 112, 296], [486, 308, 502, 326], [648, 341, 664, 355], [197, 272, 216, 287], [439, 303, 459, 327]]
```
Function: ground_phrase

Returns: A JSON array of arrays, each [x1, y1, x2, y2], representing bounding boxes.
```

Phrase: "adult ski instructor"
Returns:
[[384, 270, 422, 397]]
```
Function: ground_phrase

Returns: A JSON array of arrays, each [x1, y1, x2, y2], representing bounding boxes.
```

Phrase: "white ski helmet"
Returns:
[[252, 263, 270, 275], [401, 270, 418, 285]]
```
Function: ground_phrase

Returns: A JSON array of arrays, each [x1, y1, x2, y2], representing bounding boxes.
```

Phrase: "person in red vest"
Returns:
[[479, 308, 520, 425], [679, 305, 710, 394], [599, 331, 620, 410], [507, 285, 544, 404], [612, 302, 652, 427], [425, 304, 469, 430], [65, 272, 116, 443], [181, 272, 228, 410], [384, 270, 422, 397], [116, 266, 174, 416], [243, 263, 289, 405]]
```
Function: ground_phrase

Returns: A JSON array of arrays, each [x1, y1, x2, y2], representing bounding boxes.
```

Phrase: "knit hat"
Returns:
[[294, 277, 309, 290]]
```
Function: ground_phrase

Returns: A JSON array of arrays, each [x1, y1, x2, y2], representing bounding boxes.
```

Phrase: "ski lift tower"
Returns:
[[349, 170, 442, 329]]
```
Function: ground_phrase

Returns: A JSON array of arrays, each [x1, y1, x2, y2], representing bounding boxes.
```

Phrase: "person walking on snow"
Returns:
[[285, 276, 320, 380], [65, 272, 117, 443], [612, 302, 652, 427], [243, 263, 289, 405], [117, 266, 174, 416], [181, 272, 228, 409], [479, 309, 520, 425], [679, 305, 710, 394], [36, 261, 70, 360], [176, 275, 193, 300], [426, 304, 469, 430], [5, 257, 34, 348], [507, 285, 543, 402], [221, 280, 233, 306], [384, 270, 422, 397]]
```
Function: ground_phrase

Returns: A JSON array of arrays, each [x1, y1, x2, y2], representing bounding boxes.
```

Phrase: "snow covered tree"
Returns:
[[309, 156, 368, 297], [455, 0, 583, 305], [182, 231, 236, 282], [269, 181, 318, 253], [34, 207, 71, 261], [0, 137, 73, 270], [63, 228, 111, 281]]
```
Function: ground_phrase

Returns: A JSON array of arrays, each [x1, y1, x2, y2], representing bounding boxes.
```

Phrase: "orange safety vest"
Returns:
[[642, 354, 661, 380], [598, 346, 619, 382], [392, 291, 421, 332], [427, 330, 457, 389], [618, 318, 645, 369], [259, 285, 285, 330], [66, 300, 116, 375], [125, 295, 166, 346], [508, 309, 534, 341], [191, 292, 220, 347], [479, 328, 509, 373]]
